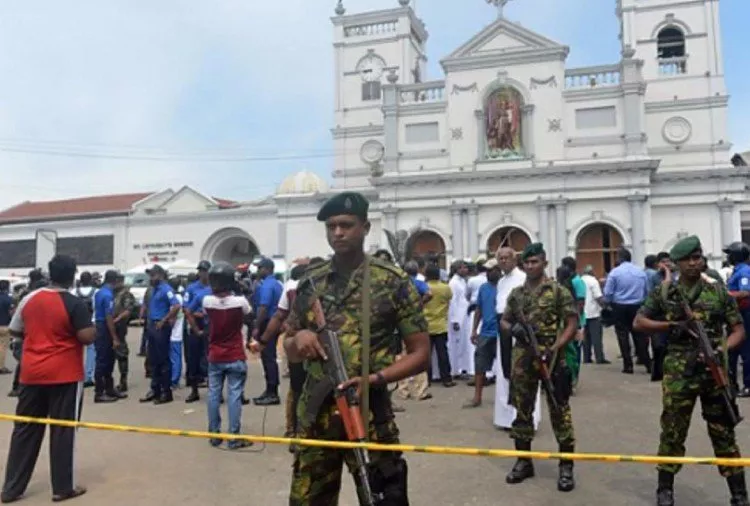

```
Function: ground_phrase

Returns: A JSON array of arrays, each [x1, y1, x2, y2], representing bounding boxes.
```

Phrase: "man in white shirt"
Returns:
[[581, 265, 609, 365], [448, 261, 470, 378], [493, 247, 541, 430]]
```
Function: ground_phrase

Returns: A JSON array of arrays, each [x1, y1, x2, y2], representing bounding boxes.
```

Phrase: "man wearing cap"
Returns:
[[724, 242, 750, 398], [112, 273, 136, 393], [92, 270, 127, 403], [183, 261, 212, 403], [634, 236, 747, 506], [251, 257, 283, 406], [284, 191, 430, 505], [139, 265, 181, 405], [501, 243, 579, 493]]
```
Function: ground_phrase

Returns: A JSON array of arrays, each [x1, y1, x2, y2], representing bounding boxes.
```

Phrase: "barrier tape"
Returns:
[[0, 412, 747, 467]]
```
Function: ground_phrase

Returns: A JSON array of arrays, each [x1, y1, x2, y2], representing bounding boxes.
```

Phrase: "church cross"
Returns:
[[486, 0, 514, 19]]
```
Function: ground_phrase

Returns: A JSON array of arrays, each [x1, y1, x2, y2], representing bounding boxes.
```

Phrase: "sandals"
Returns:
[[52, 486, 87, 502]]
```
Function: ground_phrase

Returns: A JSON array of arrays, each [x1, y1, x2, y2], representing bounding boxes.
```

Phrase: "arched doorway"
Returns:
[[575, 224, 624, 276], [407, 230, 446, 270], [201, 227, 260, 267], [487, 226, 532, 257]]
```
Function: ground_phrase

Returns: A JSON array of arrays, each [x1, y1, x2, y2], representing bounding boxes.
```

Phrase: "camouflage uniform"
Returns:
[[504, 279, 577, 446], [286, 256, 427, 505], [113, 287, 136, 379], [638, 278, 744, 477]]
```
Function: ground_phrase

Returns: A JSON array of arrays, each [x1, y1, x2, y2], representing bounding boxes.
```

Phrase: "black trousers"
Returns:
[[289, 362, 307, 434], [148, 322, 172, 396], [94, 322, 115, 395], [185, 331, 207, 388], [497, 314, 513, 380], [612, 303, 651, 370], [428, 333, 451, 383], [2, 381, 83, 499], [260, 332, 280, 396]]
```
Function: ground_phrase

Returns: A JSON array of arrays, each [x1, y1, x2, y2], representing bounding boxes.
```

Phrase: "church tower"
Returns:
[[330, 0, 428, 188], [617, 0, 730, 167]]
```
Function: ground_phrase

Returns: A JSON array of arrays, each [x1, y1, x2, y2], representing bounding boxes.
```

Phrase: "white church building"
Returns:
[[1, 0, 749, 277]]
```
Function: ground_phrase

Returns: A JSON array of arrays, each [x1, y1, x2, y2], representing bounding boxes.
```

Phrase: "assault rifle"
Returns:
[[310, 298, 383, 506], [518, 311, 561, 413], [679, 300, 742, 428]]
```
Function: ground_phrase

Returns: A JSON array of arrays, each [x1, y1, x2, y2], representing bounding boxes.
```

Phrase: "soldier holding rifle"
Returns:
[[634, 235, 748, 506], [499, 242, 579, 492], [283, 191, 430, 506]]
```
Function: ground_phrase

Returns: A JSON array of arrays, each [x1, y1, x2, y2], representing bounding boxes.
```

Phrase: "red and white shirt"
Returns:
[[202, 293, 251, 363]]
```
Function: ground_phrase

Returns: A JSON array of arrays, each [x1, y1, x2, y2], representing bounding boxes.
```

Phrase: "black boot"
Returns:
[[558, 445, 575, 492], [106, 376, 127, 399], [506, 440, 535, 484], [656, 470, 675, 506], [116, 374, 128, 393], [94, 376, 117, 403], [185, 387, 200, 403], [154, 390, 173, 405], [728, 473, 750, 506]]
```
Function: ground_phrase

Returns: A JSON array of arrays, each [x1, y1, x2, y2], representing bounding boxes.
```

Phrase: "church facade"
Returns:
[[1, 0, 749, 277]]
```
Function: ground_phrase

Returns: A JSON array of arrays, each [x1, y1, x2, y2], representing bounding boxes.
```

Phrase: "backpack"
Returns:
[[76, 286, 95, 315]]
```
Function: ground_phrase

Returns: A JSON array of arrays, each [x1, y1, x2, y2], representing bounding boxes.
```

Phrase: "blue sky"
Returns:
[[1, 0, 748, 207]]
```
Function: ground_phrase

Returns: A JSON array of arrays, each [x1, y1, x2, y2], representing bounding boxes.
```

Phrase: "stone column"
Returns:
[[521, 104, 535, 159], [466, 205, 479, 259], [451, 207, 464, 261], [474, 109, 486, 161], [276, 221, 287, 258], [536, 198, 551, 248], [628, 194, 647, 266], [383, 207, 398, 234], [383, 83, 399, 173], [718, 200, 737, 249], [553, 199, 568, 265], [620, 46, 647, 156]]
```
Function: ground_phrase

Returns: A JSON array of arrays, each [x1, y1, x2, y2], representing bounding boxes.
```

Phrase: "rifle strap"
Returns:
[[549, 282, 562, 373], [361, 254, 372, 440]]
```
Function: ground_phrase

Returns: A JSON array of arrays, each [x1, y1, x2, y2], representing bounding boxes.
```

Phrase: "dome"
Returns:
[[276, 171, 328, 196]]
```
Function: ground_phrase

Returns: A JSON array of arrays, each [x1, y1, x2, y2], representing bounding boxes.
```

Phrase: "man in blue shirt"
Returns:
[[404, 260, 432, 304], [183, 260, 212, 403], [465, 259, 501, 408], [725, 242, 750, 397], [139, 265, 181, 405], [251, 258, 283, 406], [603, 247, 651, 375], [93, 270, 126, 404], [0, 280, 14, 375]]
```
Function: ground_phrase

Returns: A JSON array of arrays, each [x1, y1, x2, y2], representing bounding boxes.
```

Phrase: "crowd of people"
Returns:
[[0, 189, 749, 505]]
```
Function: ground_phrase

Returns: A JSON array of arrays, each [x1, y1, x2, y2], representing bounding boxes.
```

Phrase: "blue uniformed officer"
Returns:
[[725, 242, 750, 397], [139, 265, 181, 405], [93, 270, 127, 403], [183, 261, 212, 403]]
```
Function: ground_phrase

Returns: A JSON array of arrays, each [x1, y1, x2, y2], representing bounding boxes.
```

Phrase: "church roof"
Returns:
[[441, 17, 569, 72]]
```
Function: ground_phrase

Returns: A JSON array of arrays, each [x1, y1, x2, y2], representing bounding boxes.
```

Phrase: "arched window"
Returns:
[[657, 27, 686, 75], [487, 226, 531, 257], [407, 230, 447, 270]]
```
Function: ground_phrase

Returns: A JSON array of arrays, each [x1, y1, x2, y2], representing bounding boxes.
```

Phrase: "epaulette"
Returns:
[[297, 260, 333, 291], [369, 256, 408, 279]]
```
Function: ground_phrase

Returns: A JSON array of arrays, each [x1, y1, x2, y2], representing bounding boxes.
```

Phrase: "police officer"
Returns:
[[93, 270, 127, 403], [500, 243, 579, 493], [184, 261, 212, 403], [113, 273, 136, 393], [284, 191, 430, 505], [139, 265, 181, 405], [724, 242, 750, 397], [634, 236, 747, 506]]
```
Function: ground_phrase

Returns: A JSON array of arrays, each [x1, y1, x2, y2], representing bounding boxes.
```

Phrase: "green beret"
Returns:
[[670, 235, 702, 261], [521, 242, 545, 261], [316, 191, 369, 222]]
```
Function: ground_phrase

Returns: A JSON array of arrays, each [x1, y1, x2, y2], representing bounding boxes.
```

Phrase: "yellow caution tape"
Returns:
[[0, 412, 747, 467]]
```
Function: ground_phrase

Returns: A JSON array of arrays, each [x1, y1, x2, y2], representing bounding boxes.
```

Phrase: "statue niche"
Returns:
[[485, 86, 524, 159]]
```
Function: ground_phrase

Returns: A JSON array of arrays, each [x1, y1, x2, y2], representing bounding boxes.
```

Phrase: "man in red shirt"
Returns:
[[201, 262, 253, 450], [2, 254, 95, 503]]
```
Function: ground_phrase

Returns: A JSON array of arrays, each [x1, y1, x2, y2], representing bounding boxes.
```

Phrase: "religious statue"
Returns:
[[485, 87, 523, 159]]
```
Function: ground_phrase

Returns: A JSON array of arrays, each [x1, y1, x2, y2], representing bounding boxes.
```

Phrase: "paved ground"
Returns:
[[0, 328, 747, 505]]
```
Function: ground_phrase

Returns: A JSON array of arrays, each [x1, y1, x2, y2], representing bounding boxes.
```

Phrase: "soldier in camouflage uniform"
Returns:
[[500, 243, 579, 492], [634, 235, 748, 506], [113, 273, 136, 393], [284, 191, 430, 506]]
